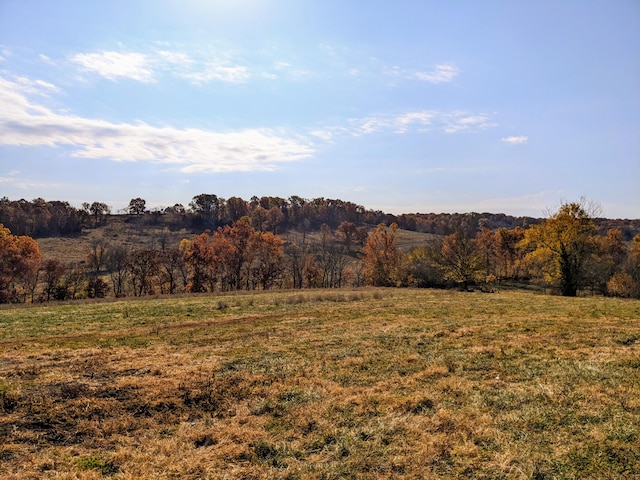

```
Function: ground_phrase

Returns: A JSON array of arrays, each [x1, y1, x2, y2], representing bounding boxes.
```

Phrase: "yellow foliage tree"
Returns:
[[522, 201, 598, 296]]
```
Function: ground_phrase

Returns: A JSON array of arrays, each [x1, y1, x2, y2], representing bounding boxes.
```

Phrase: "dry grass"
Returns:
[[36, 217, 192, 263], [36, 217, 436, 265], [1, 289, 639, 479]]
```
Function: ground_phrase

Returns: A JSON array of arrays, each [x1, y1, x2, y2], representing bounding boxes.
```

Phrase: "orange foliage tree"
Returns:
[[185, 217, 285, 292], [363, 223, 403, 286], [0, 224, 41, 302]]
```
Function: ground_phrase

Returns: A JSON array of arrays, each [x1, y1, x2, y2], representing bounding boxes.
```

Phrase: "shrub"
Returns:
[[607, 273, 638, 298]]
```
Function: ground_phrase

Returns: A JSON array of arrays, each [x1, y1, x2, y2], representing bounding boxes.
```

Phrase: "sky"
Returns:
[[0, 0, 639, 218]]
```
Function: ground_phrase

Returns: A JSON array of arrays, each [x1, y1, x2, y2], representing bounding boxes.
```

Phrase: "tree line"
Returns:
[[8, 194, 638, 240], [3, 195, 639, 241], [1, 199, 639, 303]]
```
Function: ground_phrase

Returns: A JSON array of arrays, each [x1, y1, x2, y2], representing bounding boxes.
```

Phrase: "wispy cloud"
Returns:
[[156, 50, 193, 65], [348, 110, 495, 136], [308, 129, 335, 142], [0, 47, 11, 62], [70, 48, 254, 85], [70, 51, 154, 83], [0, 75, 313, 172], [180, 61, 250, 84], [386, 63, 459, 84], [38, 54, 55, 65], [414, 64, 459, 83], [0, 171, 18, 183], [501, 135, 528, 144], [442, 113, 495, 133], [65, 44, 459, 89]]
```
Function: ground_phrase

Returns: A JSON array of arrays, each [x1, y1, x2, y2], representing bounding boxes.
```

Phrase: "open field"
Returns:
[[1, 289, 639, 479]]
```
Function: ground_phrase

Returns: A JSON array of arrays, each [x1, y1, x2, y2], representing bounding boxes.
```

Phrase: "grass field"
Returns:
[[1, 289, 639, 479]]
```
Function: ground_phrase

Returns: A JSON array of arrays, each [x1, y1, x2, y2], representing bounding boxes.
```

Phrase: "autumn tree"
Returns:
[[434, 231, 483, 290], [286, 243, 304, 289], [363, 223, 403, 286], [264, 207, 285, 234], [304, 253, 321, 288], [184, 217, 285, 292], [523, 200, 598, 296], [225, 196, 249, 223], [494, 227, 526, 280], [473, 227, 527, 282], [607, 273, 637, 298], [184, 233, 216, 293], [106, 244, 130, 297], [312, 224, 350, 288], [251, 231, 284, 289], [87, 239, 108, 275], [588, 229, 628, 294], [610, 234, 640, 298], [476, 227, 498, 279], [337, 221, 358, 252], [158, 247, 187, 294], [216, 217, 255, 290], [0, 224, 41, 302], [42, 259, 66, 301], [54, 263, 87, 301], [86, 277, 109, 298], [128, 249, 160, 296], [405, 246, 446, 288], [251, 207, 268, 232]]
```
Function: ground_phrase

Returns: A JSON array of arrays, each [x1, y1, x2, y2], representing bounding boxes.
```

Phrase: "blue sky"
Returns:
[[1, 0, 638, 218]]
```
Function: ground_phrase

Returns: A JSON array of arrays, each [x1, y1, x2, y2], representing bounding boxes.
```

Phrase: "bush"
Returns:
[[86, 278, 109, 298], [607, 273, 639, 298]]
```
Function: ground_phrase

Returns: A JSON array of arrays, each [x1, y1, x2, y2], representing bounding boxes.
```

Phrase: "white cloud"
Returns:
[[309, 129, 334, 142], [413, 64, 459, 83], [156, 50, 193, 65], [394, 111, 436, 132], [386, 63, 459, 84], [70, 51, 154, 83], [501, 135, 528, 144], [0, 75, 313, 173], [156, 48, 252, 84], [353, 111, 436, 134], [0, 47, 11, 62], [38, 54, 55, 65], [181, 61, 250, 84], [273, 61, 291, 70], [443, 113, 495, 133], [66, 46, 306, 86], [70, 50, 251, 85], [349, 110, 494, 135], [265, 60, 315, 81]]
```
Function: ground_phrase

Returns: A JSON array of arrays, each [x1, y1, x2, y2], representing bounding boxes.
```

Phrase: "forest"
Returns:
[[1, 194, 639, 303]]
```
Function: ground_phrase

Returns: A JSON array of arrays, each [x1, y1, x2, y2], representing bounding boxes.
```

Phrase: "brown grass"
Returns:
[[36, 217, 192, 263], [1, 289, 639, 478]]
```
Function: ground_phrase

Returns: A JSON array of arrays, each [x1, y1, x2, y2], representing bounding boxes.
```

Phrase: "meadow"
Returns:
[[1, 288, 639, 479]]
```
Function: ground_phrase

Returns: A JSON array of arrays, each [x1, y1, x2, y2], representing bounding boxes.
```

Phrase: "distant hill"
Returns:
[[2, 195, 639, 243]]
